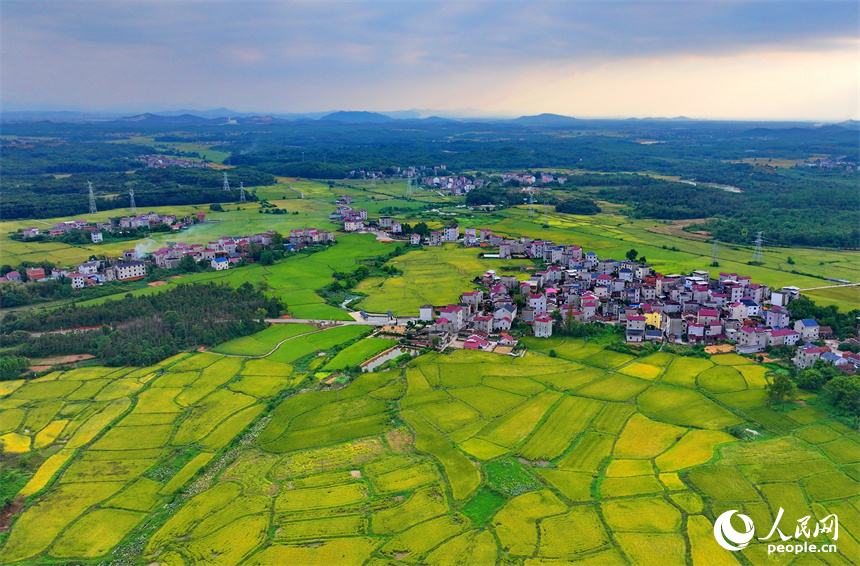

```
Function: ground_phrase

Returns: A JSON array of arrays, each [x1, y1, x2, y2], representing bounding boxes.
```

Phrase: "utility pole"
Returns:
[[711, 239, 719, 266], [543, 200, 549, 228], [129, 188, 136, 215], [222, 172, 230, 192], [752, 232, 763, 263], [239, 182, 246, 203], [528, 192, 535, 218], [88, 181, 97, 215]]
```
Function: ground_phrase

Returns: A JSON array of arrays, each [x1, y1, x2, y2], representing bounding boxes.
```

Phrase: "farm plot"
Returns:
[[697, 366, 748, 393], [379, 514, 467, 562], [614, 413, 686, 459], [538, 507, 612, 559], [212, 323, 316, 355], [517, 396, 603, 461], [573, 374, 651, 402], [415, 400, 481, 433], [475, 390, 562, 449], [661, 356, 713, 388], [637, 385, 742, 429], [371, 484, 448, 534], [323, 337, 398, 370], [401, 410, 481, 501], [618, 362, 663, 381], [492, 489, 567, 557], [448, 386, 526, 419], [557, 432, 615, 472], [424, 529, 497, 566]]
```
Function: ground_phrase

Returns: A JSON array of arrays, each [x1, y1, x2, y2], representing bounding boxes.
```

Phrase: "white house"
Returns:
[[211, 257, 230, 271], [534, 313, 553, 338]]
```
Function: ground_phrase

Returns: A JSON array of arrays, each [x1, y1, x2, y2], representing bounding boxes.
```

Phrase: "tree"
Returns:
[[0, 356, 30, 381], [177, 255, 199, 273], [260, 250, 274, 266], [625, 249, 638, 262], [827, 375, 860, 416], [209, 203, 224, 212], [766, 373, 797, 406], [796, 369, 826, 391]]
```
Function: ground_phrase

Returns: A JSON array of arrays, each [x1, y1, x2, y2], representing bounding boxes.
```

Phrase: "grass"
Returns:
[[458, 487, 507, 524]]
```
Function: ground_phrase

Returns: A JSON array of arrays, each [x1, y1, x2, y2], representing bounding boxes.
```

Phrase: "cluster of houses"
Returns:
[[423, 176, 485, 196], [20, 211, 206, 244], [3, 227, 325, 289], [139, 154, 207, 169], [400, 228, 856, 371], [498, 172, 568, 185]]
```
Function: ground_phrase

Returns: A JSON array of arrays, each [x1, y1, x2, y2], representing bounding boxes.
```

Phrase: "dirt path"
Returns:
[[643, 218, 713, 242], [287, 185, 305, 198]]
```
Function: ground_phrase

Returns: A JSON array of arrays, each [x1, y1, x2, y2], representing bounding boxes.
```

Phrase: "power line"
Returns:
[[87, 181, 97, 215], [222, 172, 230, 192], [711, 239, 719, 266], [752, 232, 763, 263], [129, 188, 136, 215], [239, 182, 246, 203], [528, 192, 535, 217]]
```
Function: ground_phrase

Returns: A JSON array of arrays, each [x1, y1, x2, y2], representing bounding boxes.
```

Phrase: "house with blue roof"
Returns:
[[794, 318, 819, 341], [211, 257, 230, 271]]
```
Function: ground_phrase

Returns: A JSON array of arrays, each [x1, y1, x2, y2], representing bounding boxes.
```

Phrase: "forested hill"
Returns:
[[1, 283, 285, 367]]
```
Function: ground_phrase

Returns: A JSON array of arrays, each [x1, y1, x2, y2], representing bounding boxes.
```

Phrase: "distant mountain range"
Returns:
[[1, 108, 853, 129]]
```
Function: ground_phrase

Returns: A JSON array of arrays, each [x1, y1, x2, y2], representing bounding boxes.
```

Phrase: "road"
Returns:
[[798, 282, 859, 291]]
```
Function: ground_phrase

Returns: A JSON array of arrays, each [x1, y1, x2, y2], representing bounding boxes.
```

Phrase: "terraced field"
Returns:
[[2, 331, 857, 565]]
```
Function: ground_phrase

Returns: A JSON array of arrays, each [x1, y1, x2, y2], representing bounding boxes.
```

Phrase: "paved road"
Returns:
[[798, 282, 859, 291]]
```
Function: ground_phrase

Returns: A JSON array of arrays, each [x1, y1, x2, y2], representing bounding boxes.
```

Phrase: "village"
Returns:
[[327, 196, 857, 372], [3, 195, 856, 374]]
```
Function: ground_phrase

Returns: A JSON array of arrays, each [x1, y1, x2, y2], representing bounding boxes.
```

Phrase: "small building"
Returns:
[[411, 233, 422, 245], [211, 257, 230, 271], [22, 227, 40, 239], [69, 273, 87, 289], [795, 346, 830, 368], [794, 319, 820, 341], [91, 231, 103, 243], [25, 267, 47, 281], [419, 304, 434, 322], [534, 313, 553, 338], [429, 231, 442, 246], [114, 261, 147, 281]]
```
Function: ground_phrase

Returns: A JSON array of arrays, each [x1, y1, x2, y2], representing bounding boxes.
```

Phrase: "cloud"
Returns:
[[2, 1, 857, 119]]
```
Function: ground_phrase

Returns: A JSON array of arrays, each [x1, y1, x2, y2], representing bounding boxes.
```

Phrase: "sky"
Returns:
[[2, 0, 859, 121]]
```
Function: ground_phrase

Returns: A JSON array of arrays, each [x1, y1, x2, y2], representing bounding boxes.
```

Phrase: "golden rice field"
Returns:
[[2, 327, 857, 566]]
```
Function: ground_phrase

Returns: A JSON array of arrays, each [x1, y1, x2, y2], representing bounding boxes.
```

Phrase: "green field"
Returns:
[[2, 318, 857, 565]]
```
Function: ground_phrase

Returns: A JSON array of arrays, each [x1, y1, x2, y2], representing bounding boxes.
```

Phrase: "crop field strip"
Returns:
[[2, 332, 859, 565]]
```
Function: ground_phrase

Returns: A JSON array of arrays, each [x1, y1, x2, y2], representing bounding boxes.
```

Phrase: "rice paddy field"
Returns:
[[3, 327, 857, 566]]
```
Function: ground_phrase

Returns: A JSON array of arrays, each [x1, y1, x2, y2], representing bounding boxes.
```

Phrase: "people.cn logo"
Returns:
[[714, 510, 756, 551]]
